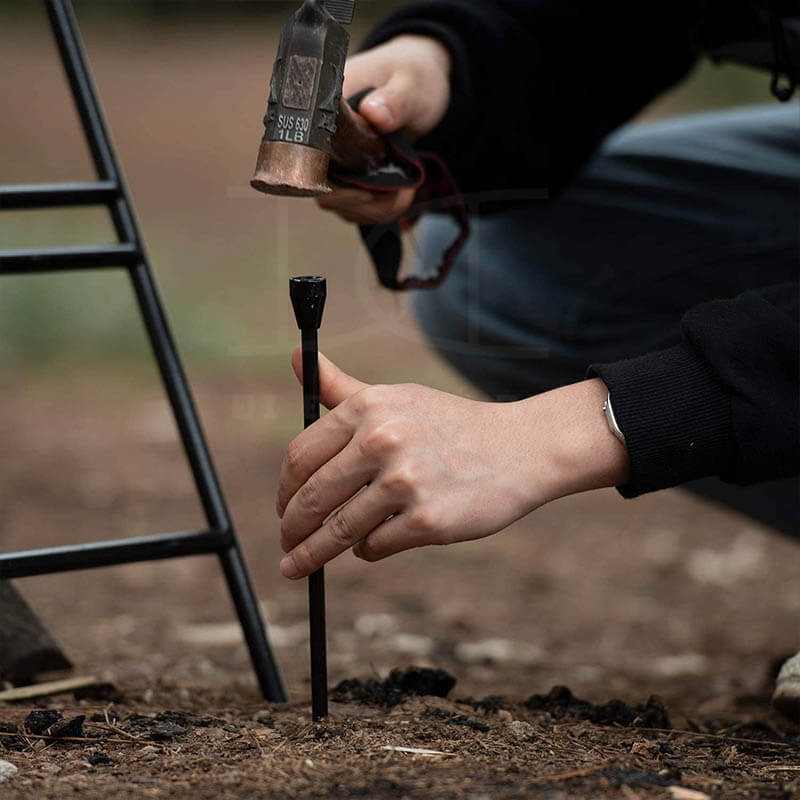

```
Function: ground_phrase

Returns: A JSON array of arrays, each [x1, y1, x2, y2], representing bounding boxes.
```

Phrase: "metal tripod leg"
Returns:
[[0, 0, 287, 701]]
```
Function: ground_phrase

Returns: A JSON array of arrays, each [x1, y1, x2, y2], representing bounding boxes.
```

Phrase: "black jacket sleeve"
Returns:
[[589, 283, 800, 496], [363, 0, 701, 196]]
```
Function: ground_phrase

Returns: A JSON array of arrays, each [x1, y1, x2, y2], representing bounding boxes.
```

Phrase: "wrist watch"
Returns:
[[602, 392, 626, 444]]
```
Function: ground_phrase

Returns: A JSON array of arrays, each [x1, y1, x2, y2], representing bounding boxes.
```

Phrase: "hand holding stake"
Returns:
[[290, 276, 328, 721]]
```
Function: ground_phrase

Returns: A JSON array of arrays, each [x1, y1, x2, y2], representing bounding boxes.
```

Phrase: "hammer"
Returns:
[[251, 0, 387, 197]]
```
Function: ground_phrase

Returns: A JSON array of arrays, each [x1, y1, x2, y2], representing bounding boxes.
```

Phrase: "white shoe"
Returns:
[[773, 650, 800, 721]]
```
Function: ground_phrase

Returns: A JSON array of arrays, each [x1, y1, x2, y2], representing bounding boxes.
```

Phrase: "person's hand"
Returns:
[[316, 35, 452, 225], [276, 351, 629, 579]]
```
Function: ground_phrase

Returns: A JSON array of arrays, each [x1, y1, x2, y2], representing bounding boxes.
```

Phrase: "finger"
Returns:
[[318, 188, 417, 226], [292, 350, 369, 410], [347, 189, 416, 225], [277, 413, 354, 518], [358, 69, 417, 134], [316, 188, 375, 210], [280, 440, 375, 552], [342, 52, 393, 102], [351, 513, 429, 562], [280, 486, 399, 579], [279, 352, 370, 517]]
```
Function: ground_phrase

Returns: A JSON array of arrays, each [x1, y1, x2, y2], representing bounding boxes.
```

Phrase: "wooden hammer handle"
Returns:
[[330, 99, 388, 174]]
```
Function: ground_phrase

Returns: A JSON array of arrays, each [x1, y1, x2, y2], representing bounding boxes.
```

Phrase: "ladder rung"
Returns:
[[0, 529, 233, 579], [0, 243, 139, 272], [0, 181, 119, 210]]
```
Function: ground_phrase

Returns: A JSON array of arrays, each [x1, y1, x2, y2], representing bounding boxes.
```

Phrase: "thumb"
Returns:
[[291, 348, 369, 409], [358, 70, 417, 135]]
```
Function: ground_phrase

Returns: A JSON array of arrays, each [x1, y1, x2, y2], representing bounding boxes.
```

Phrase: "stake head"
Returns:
[[290, 276, 327, 331]]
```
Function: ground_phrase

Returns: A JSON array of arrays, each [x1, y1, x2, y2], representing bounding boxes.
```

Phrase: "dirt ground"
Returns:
[[1, 374, 799, 799], [2, 7, 799, 799]]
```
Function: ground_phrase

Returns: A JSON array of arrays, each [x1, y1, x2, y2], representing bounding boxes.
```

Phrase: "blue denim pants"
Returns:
[[413, 104, 800, 534]]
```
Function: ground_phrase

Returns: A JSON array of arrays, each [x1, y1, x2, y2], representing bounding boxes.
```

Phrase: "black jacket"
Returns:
[[365, 1, 800, 497], [364, 0, 799, 193]]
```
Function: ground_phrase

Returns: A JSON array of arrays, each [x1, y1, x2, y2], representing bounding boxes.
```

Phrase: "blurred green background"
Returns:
[[0, 1, 773, 378]]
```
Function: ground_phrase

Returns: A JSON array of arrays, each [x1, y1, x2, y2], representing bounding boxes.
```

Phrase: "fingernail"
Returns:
[[280, 554, 300, 579], [364, 95, 393, 128]]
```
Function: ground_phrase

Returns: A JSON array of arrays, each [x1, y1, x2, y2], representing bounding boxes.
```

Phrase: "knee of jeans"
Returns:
[[412, 280, 463, 348], [411, 288, 586, 399], [410, 214, 606, 397]]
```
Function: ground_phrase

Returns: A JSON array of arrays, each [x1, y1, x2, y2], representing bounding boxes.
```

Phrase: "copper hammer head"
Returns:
[[250, 0, 386, 198]]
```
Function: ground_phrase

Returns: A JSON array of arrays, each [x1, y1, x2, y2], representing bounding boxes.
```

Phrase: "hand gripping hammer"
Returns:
[[251, 0, 388, 197]]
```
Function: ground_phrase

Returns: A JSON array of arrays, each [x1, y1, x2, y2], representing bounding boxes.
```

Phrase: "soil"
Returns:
[[1, 669, 799, 799], [1, 10, 800, 800], [1, 376, 799, 800]]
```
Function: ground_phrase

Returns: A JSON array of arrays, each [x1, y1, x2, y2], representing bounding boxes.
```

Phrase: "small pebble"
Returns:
[[667, 788, 711, 800], [0, 760, 18, 782], [388, 633, 435, 657], [353, 613, 398, 637], [455, 638, 544, 665], [508, 720, 536, 741]]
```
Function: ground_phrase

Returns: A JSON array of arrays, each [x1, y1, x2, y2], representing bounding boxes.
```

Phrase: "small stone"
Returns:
[[388, 633, 435, 657], [268, 623, 309, 648], [0, 759, 18, 782], [686, 534, 764, 586], [353, 613, 398, 637], [87, 751, 112, 766], [177, 622, 242, 647], [497, 710, 513, 723], [147, 722, 187, 741], [509, 720, 536, 741], [651, 654, 709, 678], [667, 788, 711, 800], [455, 638, 543, 665]]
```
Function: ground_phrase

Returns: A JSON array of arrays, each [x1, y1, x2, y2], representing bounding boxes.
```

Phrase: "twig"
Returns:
[[102, 706, 145, 742], [635, 727, 797, 749], [247, 730, 265, 757], [0, 729, 143, 746], [0, 705, 114, 713], [268, 723, 313, 757], [0, 676, 99, 702], [531, 761, 615, 783]]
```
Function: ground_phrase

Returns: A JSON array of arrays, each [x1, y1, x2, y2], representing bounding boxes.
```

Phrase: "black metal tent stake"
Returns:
[[290, 277, 329, 722], [0, 0, 286, 703]]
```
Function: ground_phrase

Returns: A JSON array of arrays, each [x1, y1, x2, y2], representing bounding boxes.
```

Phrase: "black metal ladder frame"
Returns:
[[0, 0, 287, 703]]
